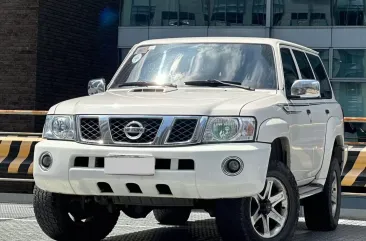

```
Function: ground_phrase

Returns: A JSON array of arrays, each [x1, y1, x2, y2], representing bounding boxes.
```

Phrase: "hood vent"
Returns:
[[128, 87, 177, 93]]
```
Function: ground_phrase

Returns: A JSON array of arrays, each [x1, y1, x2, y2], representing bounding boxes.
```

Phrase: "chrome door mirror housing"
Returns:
[[88, 78, 106, 96], [290, 79, 320, 99]]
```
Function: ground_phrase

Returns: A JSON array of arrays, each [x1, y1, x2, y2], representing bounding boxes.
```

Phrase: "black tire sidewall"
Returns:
[[326, 158, 342, 226]]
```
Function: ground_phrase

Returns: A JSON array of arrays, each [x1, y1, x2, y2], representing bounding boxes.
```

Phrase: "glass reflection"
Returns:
[[333, 49, 366, 78], [273, 0, 331, 26], [111, 43, 276, 89], [333, 0, 366, 26], [209, 0, 266, 26]]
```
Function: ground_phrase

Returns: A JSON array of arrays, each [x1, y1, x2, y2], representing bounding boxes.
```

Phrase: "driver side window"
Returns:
[[280, 48, 299, 96]]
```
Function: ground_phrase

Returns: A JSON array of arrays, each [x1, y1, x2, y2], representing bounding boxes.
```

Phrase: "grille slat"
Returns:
[[109, 118, 162, 143], [80, 118, 101, 141], [167, 119, 198, 143]]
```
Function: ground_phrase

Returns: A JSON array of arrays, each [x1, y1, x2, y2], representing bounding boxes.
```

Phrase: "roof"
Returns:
[[137, 37, 318, 54]]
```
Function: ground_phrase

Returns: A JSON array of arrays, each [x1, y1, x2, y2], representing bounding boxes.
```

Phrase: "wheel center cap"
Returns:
[[260, 200, 272, 214]]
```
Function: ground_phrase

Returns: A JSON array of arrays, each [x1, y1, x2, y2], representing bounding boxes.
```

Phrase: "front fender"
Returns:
[[256, 118, 290, 143]]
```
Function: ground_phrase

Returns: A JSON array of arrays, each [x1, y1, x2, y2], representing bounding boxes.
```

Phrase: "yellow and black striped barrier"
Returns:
[[341, 145, 366, 188], [0, 135, 43, 180]]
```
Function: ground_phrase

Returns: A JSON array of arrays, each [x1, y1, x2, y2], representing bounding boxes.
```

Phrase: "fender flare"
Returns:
[[315, 116, 344, 182], [256, 118, 290, 144]]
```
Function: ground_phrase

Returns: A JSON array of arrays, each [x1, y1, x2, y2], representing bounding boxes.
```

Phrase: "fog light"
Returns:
[[222, 157, 244, 176], [40, 152, 53, 171]]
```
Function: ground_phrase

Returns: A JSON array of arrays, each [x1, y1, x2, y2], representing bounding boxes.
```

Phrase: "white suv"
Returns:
[[33, 37, 348, 241]]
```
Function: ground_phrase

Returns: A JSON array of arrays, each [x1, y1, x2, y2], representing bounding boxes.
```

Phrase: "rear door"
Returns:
[[306, 52, 335, 176]]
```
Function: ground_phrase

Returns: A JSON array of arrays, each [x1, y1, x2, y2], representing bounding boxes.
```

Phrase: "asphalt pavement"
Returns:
[[0, 194, 366, 241]]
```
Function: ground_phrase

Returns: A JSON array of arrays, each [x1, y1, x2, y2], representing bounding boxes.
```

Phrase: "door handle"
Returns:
[[325, 109, 330, 114], [306, 109, 311, 115]]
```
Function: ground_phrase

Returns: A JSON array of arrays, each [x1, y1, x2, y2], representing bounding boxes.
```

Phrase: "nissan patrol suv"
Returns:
[[32, 37, 348, 241]]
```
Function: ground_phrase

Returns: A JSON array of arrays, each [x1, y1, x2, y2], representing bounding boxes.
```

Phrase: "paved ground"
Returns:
[[1, 202, 366, 241]]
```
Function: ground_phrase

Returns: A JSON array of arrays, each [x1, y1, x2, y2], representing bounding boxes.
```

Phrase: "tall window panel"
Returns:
[[120, 0, 150, 26], [208, 0, 266, 26], [273, 0, 331, 26], [150, 0, 209, 26], [333, 49, 366, 78], [333, 0, 366, 26], [332, 81, 366, 142]]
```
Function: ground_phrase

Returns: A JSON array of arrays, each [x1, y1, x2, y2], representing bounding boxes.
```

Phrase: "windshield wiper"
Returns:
[[184, 79, 255, 91], [118, 81, 177, 88]]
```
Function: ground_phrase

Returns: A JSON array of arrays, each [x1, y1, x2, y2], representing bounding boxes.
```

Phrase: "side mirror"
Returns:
[[88, 78, 106, 96], [290, 79, 320, 98]]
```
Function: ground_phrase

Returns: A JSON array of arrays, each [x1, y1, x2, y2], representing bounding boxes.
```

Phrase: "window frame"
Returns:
[[306, 52, 334, 100], [280, 45, 333, 100], [279, 46, 301, 98]]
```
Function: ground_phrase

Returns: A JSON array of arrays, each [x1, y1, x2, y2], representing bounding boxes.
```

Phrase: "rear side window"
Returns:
[[307, 54, 332, 99], [280, 48, 299, 95], [292, 50, 315, 79]]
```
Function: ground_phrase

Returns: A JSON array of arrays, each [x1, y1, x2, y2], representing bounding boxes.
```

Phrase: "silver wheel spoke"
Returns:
[[269, 191, 286, 208], [262, 180, 273, 200], [253, 195, 260, 205], [251, 210, 262, 225], [268, 209, 285, 226], [262, 215, 270, 236], [331, 192, 337, 203]]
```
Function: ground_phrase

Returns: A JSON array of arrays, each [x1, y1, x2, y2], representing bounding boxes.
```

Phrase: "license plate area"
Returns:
[[104, 154, 155, 176]]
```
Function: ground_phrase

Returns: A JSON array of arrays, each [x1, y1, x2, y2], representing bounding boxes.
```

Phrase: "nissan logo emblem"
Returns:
[[124, 121, 145, 140]]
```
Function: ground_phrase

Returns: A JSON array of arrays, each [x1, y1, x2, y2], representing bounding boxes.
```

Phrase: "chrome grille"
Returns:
[[167, 119, 198, 143], [109, 118, 162, 143], [76, 115, 208, 146], [80, 118, 101, 141]]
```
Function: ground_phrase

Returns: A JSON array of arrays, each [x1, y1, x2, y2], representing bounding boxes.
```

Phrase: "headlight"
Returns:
[[202, 117, 256, 143], [43, 115, 75, 140]]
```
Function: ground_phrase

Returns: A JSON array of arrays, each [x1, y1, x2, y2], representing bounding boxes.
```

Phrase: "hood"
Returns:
[[53, 87, 274, 116]]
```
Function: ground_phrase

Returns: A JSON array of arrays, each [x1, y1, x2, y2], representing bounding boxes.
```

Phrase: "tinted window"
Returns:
[[273, 0, 331, 26], [307, 54, 332, 99], [111, 43, 277, 90], [292, 50, 315, 79], [280, 48, 299, 95], [333, 49, 366, 78]]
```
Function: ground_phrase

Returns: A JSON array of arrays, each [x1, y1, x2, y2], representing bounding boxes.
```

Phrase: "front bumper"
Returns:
[[33, 140, 271, 199]]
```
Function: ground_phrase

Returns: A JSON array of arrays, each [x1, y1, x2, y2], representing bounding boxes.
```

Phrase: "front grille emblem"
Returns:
[[124, 121, 145, 140]]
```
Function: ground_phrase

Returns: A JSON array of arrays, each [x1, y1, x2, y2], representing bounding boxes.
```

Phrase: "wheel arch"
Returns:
[[315, 117, 344, 183], [256, 118, 291, 168]]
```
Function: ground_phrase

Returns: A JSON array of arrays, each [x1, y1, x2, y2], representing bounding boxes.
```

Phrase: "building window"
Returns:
[[121, 0, 209, 26], [120, 0, 150, 26], [208, 0, 266, 26], [333, 0, 365, 26], [333, 49, 366, 78], [332, 82, 366, 117], [273, 0, 331, 26]]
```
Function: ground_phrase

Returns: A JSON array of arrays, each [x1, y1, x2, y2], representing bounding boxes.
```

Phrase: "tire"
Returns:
[[303, 156, 341, 231], [33, 186, 120, 241], [153, 208, 191, 225], [215, 162, 300, 241]]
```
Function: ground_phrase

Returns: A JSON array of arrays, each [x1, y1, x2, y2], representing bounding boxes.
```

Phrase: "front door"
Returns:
[[280, 47, 314, 181]]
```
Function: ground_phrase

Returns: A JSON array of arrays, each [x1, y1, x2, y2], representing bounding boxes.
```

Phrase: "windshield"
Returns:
[[109, 43, 277, 90]]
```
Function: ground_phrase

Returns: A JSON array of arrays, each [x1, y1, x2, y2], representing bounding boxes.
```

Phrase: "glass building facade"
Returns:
[[118, 0, 366, 119]]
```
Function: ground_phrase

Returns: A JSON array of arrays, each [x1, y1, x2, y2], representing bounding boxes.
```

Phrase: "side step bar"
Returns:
[[299, 184, 324, 199]]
